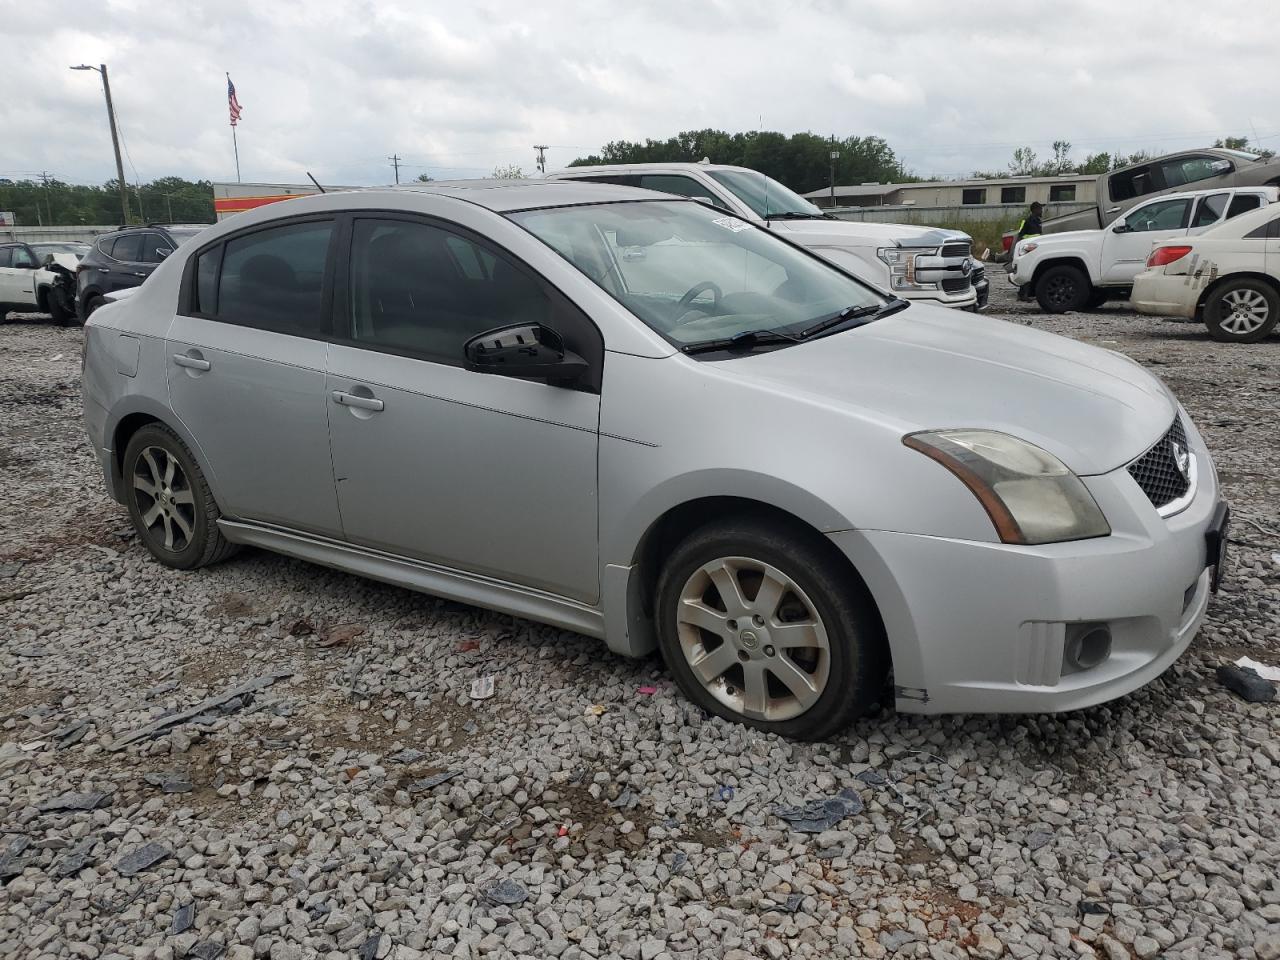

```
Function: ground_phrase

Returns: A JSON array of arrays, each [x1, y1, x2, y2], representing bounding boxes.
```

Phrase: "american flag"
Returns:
[[227, 74, 243, 127]]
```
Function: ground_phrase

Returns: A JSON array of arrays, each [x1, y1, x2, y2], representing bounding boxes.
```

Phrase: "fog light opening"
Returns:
[[1064, 624, 1112, 672]]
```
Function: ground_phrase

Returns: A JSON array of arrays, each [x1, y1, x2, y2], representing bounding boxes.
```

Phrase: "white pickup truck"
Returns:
[[1009, 186, 1278, 312], [547, 162, 988, 310]]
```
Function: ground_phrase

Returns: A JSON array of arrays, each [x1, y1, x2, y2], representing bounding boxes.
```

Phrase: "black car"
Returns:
[[76, 224, 209, 319]]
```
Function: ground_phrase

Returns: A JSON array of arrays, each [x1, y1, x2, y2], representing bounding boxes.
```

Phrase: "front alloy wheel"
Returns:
[[656, 518, 888, 740], [676, 557, 831, 722]]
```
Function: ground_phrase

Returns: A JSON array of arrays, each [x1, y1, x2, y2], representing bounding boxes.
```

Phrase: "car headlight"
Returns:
[[1018, 241, 1037, 255], [877, 246, 938, 290], [903, 430, 1110, 544]]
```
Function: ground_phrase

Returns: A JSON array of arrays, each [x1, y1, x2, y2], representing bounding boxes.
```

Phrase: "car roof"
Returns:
[[385, 178, 674, 212], [1136, 185, 1279, 203]]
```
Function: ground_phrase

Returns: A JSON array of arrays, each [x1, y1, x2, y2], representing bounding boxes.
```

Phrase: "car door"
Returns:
[[166, 216, 344, 536], [104, 233, 145, 293], [135, 232, 171, 280], [0, 246, 19, 304], [325, 213, 602, 602], [1100, 196, 1192, 285], [0, 244, 41, 307], [1187, 193, 1230, 235]]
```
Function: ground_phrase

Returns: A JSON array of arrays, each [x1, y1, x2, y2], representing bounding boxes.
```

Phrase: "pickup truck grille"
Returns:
[[941, 277, 972, 293], [940, 242, 971, 258], [1127, 417, 1191, 510]]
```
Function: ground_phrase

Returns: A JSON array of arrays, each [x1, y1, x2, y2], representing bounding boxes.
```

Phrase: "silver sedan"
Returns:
[[81, 181, 1228, 739]]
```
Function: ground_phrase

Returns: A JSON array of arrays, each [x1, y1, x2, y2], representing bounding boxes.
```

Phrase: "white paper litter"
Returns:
[[1234, 656, 1280, 684], [469, 675, 495, 700]]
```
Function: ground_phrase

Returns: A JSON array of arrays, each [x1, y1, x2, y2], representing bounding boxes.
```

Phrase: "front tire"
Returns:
[[1203, 279, 1278, 343], [122, 424, 238, 570], [46, 287, 72, 324], [1035, 264, 1092, 313], [655, 517, 887, 741], [82, 294, 105, 321]]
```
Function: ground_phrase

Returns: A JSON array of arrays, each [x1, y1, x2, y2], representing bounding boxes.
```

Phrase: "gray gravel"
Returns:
[[2, 283, 1279, 960]]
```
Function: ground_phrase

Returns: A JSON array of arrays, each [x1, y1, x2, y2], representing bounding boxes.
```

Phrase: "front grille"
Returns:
[[941, 277, 972, 293], [1127, 417, 1191, 510], [940, 242, 971, 258]]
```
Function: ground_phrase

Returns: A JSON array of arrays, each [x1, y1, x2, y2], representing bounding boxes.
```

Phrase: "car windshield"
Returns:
[[510, 199, 883, 347], [707, 169, 825, 219], [31, 243, 89, 258]]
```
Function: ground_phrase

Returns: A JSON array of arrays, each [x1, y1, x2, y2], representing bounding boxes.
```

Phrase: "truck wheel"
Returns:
[[1036, 265, 1091, 313], [1203, 279, 1279, 343], [655, 517, 888, 741]]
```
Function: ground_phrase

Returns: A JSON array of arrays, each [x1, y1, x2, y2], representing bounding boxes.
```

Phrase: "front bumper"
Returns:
[[831, 440, 1222, 714], [1131, 270, 1198, 319]]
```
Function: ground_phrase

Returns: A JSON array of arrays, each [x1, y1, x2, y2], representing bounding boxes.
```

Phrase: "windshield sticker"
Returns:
[[711, 216, 751, 233]]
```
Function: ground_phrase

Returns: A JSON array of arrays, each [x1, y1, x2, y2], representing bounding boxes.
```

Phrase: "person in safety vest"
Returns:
[[1013, 202, 1045, 300]]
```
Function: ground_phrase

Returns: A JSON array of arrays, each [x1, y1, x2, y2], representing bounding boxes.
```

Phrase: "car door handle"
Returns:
[[173, 354, 211, 371], [331, 390, 384, 412], [97, 268, 111, 274], [133, 272, 147, 278]]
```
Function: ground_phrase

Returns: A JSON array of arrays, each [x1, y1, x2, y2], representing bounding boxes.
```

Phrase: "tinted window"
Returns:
[[706, 170, 824, 218], [637, 175, 729, 209], [571, 174, 640, 187], [1001, 186, 1026, 204], [0, 247, 12, 268], [10, 246, 37, 268], [1109, 165, 1161, 202], [1049, 184, 1076, 202], [1192, 194, 1229, 228], [1244, 215, 1280, 240], [962, 188, 986, 205], [194, 246, 220, 314], [110, 234, 143, 262], [217, 220, 333, 335], [1127, 198, 1191, 232], [346, 218, 554, 365], [1227, 194, 1263, 219], [140, 233, 173, 264]]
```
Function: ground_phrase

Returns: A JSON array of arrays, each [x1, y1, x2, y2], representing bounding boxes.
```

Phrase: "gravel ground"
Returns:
[[2, 281, 1279, 960]]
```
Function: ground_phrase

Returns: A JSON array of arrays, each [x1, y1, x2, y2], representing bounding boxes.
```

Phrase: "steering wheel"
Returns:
[[674, 281, 723, 323]]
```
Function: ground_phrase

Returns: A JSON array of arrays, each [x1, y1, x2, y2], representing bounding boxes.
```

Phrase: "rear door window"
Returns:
[[0, 247, 12, 268], [140, 232, 173, 263], [215, 220, 334, 335], [1108, 165, 1162, 202], [637, 175, 730, 209], [1191, 194, 1229, 228], [110, 234, 143, 262]]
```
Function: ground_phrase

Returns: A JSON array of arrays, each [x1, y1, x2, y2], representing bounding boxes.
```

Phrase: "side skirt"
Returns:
[[217, 519, 606, 640]]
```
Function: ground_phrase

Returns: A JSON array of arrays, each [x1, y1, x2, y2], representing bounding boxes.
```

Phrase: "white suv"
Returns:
[[547, 163, 987, 310]]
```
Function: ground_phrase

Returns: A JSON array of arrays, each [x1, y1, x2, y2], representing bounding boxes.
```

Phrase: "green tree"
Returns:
[[1007, 146, 1039, 176], [1214, 136, 1275, 159], [490, 164, 527, 179], [415, 173, 434, 182]]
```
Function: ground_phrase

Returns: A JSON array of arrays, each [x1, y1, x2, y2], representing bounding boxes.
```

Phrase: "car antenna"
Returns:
[[306, 172, 326, 194]]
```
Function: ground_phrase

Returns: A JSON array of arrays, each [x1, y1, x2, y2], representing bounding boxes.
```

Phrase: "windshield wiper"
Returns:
[[680, 328, 799, 356], [764, 211, 829, 221], [800, 297, 910, 339]]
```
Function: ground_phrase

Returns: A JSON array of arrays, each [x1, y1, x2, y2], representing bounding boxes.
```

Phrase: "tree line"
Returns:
[[570, 129, 913, 194], [975, 136, 1274, 179], [0, 176, 216, 227]]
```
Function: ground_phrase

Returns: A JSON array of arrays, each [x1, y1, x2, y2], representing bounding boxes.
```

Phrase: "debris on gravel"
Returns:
[[3, 284, 1280, 958], [1217, 663, 1278, 702]]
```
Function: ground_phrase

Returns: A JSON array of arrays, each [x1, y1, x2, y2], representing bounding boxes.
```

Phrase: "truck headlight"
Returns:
[[903, 429, 1110, 544], [1018, 241, 1037, 255], [877, 246, 938, 290]]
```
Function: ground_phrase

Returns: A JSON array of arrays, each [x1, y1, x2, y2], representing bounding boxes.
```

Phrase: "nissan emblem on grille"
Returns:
[[1127, 417, 1192, 509]]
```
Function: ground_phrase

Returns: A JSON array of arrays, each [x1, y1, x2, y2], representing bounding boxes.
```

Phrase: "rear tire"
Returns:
[[1035, 264, 1092, 313], [122, 424, 239, 570], [1203, 279, 1279, 343], [655, 517, 888, 741], [83, 294, 105, 321]]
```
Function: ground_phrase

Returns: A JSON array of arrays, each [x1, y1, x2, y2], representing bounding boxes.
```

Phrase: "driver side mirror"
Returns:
[[464, 323, 587, 384], [1112, 221, 1130, 234]]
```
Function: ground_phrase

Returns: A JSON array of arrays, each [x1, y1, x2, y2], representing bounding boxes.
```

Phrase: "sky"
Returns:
[[2, 0, 1277, 189]]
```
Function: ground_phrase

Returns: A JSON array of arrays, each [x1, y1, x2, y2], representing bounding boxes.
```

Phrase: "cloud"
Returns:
[[0, 0, 1274, 189], [830, 67, 925, 107]]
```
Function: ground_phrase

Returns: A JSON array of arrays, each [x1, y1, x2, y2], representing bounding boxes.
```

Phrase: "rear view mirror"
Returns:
[[464, 323, 587, 383], [1210, 159, 1232, 174], [1112, 222, 1130, 234], [157, 247, 172, 260]]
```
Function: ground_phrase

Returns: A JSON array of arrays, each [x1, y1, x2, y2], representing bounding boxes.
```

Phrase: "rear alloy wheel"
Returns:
[[123, 424, 238, 570], [1035, 264, 1092, 313], [656, 519, 887, 740], [1204, 279, 1279, 343]]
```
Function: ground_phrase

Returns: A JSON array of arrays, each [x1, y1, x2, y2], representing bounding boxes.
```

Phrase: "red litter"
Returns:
[[457, 640, 481, 652], [637, 685, 658, 696]]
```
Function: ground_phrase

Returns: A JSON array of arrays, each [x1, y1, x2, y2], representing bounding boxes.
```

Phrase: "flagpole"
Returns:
[[231, 124, 241, 183]]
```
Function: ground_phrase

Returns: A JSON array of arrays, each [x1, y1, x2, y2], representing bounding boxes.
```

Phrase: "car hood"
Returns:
[[770, 218, 971, 248], [721, 305, 1174, 475], [1024, 229, 1101, 247], [37, 252, 81, 271]]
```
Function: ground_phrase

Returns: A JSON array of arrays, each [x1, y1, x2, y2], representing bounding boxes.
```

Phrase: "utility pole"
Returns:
[[389, 154, 401, 184], [166, 194, 174, 223], [829, 140, 840, 209], [39, 171, 53, 225], [533, 145, 548, 175], [71, 63, 130, 224]]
